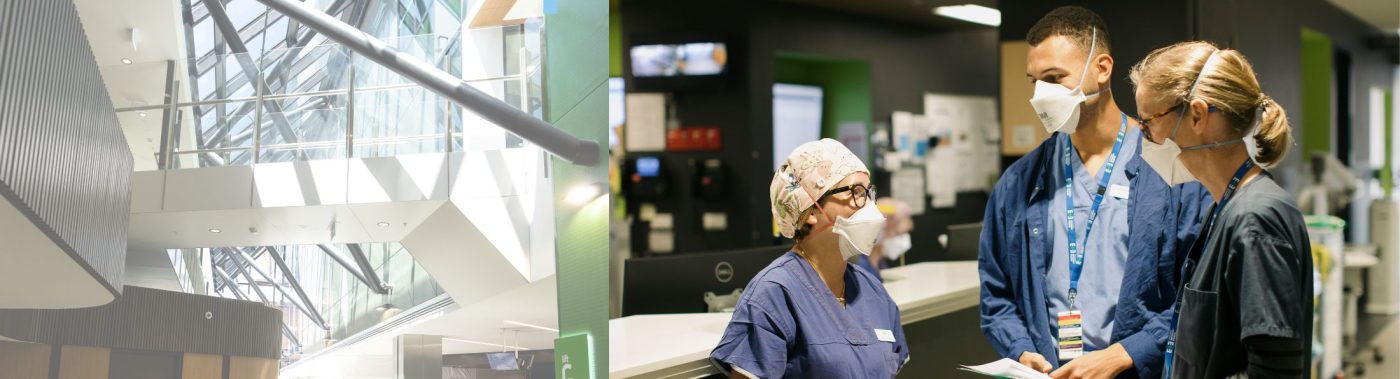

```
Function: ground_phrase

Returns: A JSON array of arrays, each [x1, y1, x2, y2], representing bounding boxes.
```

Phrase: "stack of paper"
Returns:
[[959, 358, 1053, 379]]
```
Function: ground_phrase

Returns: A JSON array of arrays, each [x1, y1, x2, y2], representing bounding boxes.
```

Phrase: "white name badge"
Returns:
[[874, 329, 896, 343], [1109, 184, 1130, 200]]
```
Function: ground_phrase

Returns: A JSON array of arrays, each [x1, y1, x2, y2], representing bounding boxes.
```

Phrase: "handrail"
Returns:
[[256, 0, 600, 167], [114, 76, 529, 113]]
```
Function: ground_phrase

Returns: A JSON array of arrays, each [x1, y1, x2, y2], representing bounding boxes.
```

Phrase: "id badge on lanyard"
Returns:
[[1058, 114, 1127, 361], [1057, 310, 1085, 359]]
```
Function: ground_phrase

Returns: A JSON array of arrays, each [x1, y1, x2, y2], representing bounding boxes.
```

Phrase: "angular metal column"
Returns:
[[345, 244, 389, 294], [255, 0, 601, 167], [232, 248, 328, 330], [266, 246, 331, 329], [211, 266, 248, 301], [204, 0, 306, 160], [318, 244, 388, 294]]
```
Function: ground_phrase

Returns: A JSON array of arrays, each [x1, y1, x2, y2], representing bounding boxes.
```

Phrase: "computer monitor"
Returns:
[[772, 83, 824, 170], [635, 156, 661, 178], [622, 245, 789, 316], [486, 352, 519, 371], [945, 222, 983, 261]]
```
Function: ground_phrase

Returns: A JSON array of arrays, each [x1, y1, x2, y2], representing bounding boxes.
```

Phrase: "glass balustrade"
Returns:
[[112, 22, 544, 171]]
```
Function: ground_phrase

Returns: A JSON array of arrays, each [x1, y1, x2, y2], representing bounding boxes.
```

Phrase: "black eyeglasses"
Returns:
[[820, 183, 876, 208], [1134, 103, 1222, 143], [1132, 103, 1183, 143]]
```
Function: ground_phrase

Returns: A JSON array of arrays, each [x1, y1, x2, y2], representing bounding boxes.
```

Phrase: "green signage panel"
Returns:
[[556, 333, 594, 379]]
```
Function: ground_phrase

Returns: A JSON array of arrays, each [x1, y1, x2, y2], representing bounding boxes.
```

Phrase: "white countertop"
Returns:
[[609, 260, 981, 378]]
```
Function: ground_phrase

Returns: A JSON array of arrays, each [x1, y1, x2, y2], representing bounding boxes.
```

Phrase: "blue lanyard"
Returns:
[[1161, 158, 1256, 378], [1063, 113, 1129, 310]]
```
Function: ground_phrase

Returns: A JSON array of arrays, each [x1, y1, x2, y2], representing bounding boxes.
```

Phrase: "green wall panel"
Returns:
[[773, 52, 872, 160], [547, 1, 610, 377], [1386, 90, 1394, 194], [1300, 27, 1332, 156]]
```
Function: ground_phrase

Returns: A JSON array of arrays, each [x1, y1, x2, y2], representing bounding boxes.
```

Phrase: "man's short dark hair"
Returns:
[[1027, 6, 1111, 55]]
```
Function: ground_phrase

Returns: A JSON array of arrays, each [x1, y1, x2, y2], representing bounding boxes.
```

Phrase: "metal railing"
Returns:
[[114, 26, 543, 171]]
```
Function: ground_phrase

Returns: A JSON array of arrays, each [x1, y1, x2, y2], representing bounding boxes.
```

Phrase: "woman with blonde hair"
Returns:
[[1129, 41, 1312, 378]]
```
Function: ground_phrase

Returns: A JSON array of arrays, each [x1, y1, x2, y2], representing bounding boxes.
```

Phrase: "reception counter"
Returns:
[[610, 260, 982, 378]]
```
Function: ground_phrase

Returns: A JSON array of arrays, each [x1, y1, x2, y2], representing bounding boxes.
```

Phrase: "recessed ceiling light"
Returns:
[[933, 4, 1001, 27], [137, 111, 147, 117], [121, 58, 133, 65], [209, 228, 222, 233], [377, 221, 390, 227]]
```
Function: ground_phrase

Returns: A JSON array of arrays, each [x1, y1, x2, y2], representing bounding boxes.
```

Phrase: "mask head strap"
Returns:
[[1076, 28, 1102, 96], [801, 186, 836, 238], [1169, 50, 1221, 139]]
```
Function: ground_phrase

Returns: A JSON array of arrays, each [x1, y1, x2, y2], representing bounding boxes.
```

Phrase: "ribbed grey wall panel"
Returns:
[[0, 286, 282, 359], [0, 0, 134, 295]]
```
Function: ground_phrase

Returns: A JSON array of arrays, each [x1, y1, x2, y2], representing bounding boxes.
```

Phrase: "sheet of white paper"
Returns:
[[890, 168, 926, 215], [926, 149, 957, 209], [959, 358, 1053, 379], [625, 93, 667, 152]]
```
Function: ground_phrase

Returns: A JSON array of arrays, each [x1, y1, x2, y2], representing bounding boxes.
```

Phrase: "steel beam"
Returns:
[[282, 323, 303, 348], [204, 0, 305, 159], [345, 244, 389, 294], [221, 248, 272, 304], [266, 246, 329, 330], [318, 245, 387, 294], [233, 248, 328, 330], [256, 0, 601, 167], [212, 266, 248, 301]]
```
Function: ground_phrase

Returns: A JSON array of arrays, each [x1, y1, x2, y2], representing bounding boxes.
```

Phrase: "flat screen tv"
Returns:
[[630, 42, 728, 77], [628, 35, 731, 91]]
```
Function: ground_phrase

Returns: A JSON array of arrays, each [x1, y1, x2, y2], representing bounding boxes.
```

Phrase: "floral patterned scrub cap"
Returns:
[[770, 138, 869, 238]]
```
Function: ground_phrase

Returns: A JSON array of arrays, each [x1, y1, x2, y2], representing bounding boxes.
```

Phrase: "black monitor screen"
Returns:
[[630, 42, 728, 77], [623, 246, 789, 316]]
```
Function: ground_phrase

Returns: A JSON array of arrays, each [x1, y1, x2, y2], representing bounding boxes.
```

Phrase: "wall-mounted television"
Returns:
[[630, 42, 728, 77], [628, 34, 731, 91]]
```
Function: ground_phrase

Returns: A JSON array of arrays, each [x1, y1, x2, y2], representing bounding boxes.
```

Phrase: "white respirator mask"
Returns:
[[1029, 28, 1105, 135]]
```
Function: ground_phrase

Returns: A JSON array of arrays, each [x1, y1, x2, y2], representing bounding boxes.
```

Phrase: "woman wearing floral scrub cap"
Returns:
[[710, 138, 909, 378]]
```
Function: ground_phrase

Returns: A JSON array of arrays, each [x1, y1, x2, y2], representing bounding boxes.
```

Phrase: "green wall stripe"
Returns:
[[1386, 90, 1394, 195], [610, 7, 622, 77], [1300, 27, 1333, 156]]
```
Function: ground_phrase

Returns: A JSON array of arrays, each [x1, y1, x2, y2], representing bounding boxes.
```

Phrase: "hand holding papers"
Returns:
[[959, 358, 1053, 379]]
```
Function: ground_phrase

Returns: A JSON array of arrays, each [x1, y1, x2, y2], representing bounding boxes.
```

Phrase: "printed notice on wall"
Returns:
[[625, 93, 667, 152]]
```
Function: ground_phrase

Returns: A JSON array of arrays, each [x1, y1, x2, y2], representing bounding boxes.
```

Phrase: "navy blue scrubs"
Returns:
[[710, 251, 909, 378]]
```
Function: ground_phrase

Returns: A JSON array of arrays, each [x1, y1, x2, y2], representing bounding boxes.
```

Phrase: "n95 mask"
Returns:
[[881, 233, 912, 261], [834, 201, 887, 260], [1029, 28, 1104, 135]]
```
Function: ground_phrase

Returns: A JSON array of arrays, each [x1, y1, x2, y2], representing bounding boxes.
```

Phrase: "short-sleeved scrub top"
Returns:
[[711, 251, 909, 378], [1170, 174, 1313, 378]]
